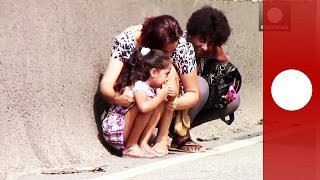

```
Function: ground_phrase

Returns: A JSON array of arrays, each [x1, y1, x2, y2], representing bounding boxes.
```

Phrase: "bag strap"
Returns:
[[220, 112, 235, 125], [222, 64, 240, 125], [233, 68, 242, 93]]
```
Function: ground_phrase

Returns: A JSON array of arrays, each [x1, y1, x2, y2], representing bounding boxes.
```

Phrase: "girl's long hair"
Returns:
[[114, 47, 170, 93]]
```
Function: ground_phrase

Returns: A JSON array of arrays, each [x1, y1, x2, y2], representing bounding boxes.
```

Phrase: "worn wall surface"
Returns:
[[0, 0, 262, 177]]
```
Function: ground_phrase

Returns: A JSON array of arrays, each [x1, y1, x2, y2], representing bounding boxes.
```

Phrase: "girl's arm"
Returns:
[[134, 87, 167, 113], [99, 57, 134, 107]]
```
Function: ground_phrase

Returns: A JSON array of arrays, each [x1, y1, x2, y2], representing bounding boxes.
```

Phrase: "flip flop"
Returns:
[[140, 146, 164, 158], [169, 137, 206, 153], [153, 149, 169, 157], [151, 141, 170, 157], [123, 145, 155, 158]]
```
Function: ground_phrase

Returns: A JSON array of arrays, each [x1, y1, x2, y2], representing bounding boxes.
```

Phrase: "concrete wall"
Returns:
[[0, 0, 262, 177]]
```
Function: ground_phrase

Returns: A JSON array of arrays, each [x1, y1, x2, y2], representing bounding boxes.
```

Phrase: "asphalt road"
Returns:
[[92, 135, 263, 180], [132, 143, 262, 180], [18, 129, 262, 180]]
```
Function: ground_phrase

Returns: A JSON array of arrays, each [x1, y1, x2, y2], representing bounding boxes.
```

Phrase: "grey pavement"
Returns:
[[132, 143, 262, 180], [18, 128, 262, 180]]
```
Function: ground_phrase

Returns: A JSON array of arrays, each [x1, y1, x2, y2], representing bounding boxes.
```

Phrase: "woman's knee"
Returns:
[[189, 76, 209, 117], [198, 76, 209, 105], [191, 76, 209, 110]]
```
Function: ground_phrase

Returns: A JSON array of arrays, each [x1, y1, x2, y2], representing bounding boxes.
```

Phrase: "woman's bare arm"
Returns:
[[174, 69, 199, 110], [165, 67, 200, 111], [208, 46, 229, 62], [99, 57, 134, 107]]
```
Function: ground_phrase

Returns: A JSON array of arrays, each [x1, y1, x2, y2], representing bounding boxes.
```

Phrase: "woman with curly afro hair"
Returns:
[[170, 6, 241, 153]]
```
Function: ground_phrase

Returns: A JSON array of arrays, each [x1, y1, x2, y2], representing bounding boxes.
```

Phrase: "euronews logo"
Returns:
[[259, 2, 290, 31]]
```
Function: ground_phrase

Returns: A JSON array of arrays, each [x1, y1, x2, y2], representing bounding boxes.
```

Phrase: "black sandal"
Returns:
[[169, 136, 206, 153]]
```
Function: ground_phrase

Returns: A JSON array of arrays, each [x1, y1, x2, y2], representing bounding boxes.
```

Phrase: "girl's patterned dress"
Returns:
[[102, 81, 156, 150]]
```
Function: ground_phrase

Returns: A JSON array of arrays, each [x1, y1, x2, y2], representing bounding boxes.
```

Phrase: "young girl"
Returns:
[[102, 47, 171, 158]]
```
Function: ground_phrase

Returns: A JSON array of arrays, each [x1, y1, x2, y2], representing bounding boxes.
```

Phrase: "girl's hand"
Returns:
[[156, 84, 168, 100], [115, 87, 135, 107]]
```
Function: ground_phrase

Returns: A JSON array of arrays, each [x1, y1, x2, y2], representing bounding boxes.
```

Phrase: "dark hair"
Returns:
[[187, 6, 231, 46], [114, 47, 170, 93], [140, 15, 183, 50]]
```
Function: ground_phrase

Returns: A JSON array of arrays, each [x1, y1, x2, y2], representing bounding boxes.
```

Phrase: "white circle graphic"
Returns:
[[271, 69, 312, 111], [267, 7, 283, 24]]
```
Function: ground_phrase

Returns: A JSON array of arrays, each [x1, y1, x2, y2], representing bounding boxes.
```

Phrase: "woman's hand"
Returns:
[[221, 95, 233, 104], [221, 85, 237, 104], [166, 98, 178, 111], [166, 85, 178, 101], [115, 87, 135, 107], [165, 85, 178, 110]]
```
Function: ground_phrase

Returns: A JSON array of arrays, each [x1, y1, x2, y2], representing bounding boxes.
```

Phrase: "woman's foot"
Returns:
[[170, 135, 206, 153], [123, 144, 155, 158]]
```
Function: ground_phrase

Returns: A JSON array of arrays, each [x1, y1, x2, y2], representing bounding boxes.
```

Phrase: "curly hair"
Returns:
[[140, 15, 182, 50], [187, 6, 231, 46], [114, 47, 170, 93]]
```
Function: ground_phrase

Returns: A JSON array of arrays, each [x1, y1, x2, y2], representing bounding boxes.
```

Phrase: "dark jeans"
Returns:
[[188, 76, 240, 128]]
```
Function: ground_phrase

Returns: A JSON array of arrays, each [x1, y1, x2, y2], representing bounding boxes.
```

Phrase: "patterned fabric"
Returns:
[[132, 81, 156, 97], [182, 31, 207, 74], [110, 29, 197, 75], [102, 81, 156, 150], [102, 105, 132, 150], [111, 30, 136, 62]]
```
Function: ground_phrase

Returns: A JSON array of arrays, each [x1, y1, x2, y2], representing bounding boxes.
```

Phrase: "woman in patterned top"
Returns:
[[102, 47, 171, 158], [100, 15, 199, 156]]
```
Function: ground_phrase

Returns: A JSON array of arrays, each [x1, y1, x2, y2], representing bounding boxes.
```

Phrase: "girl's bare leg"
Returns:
[[123, 105, 139, 143], [152, 66, 179, 154], [152, 109, 174, 154], [123, 109, 154, 157], [138, 102, 165, 156]]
